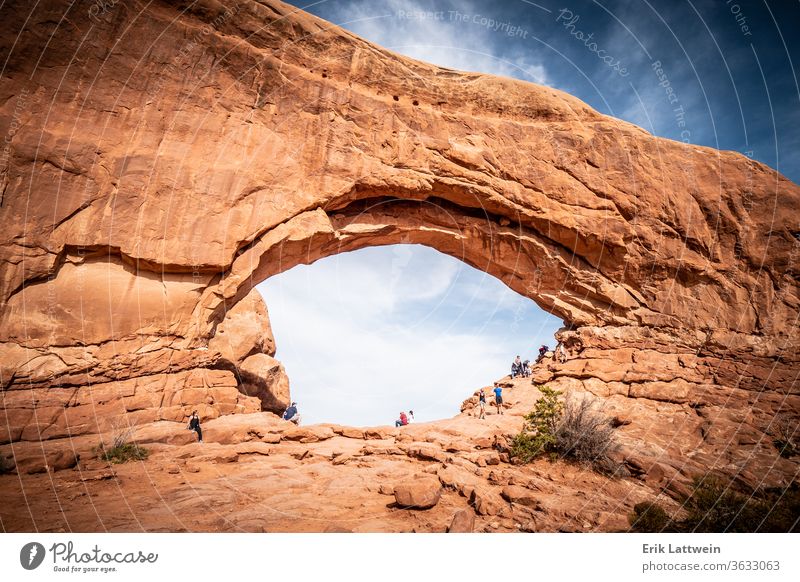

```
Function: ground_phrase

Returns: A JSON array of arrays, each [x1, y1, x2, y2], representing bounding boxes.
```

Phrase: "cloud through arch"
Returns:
[[257, 244, 563, 426]]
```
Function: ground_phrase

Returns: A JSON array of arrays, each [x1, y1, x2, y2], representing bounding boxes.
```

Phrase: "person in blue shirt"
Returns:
[[492, 384, 504, 415], [283, 402, 301, 425]]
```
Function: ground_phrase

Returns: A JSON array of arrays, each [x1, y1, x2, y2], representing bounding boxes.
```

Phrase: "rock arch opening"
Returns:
[[256, 244, 564, 426]]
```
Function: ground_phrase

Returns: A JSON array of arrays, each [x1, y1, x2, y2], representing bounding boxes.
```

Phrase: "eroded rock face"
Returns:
[[209, 288, 289, 414], [209, 288, 277, 364], [0, 0, 798, 491]]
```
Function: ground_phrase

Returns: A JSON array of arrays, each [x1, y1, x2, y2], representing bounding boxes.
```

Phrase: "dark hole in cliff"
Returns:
[[256, 244, 563, 426]]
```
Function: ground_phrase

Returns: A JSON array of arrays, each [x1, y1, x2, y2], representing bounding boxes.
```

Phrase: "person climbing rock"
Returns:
[[493, 384, 504, 415], [187, 411, 203, 443], [536, 344, 549, 364], [555, 341, 568, 363], [395, 411, 408, 427], [511, 355, 523, 378], [283, 402, 301, 425], [478, 389, 486, 420]]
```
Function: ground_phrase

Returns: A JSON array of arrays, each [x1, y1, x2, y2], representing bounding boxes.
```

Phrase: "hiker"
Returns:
[[395, 411, 408, 427], [407, 410, 415, 423], [283, 402, 301, 425], [187, 411, 203, 443], [478, 389, 486, 420], [536, 344, 549, 364], [511, 355, 523, 378], [522, 359, 531, 377], [493, 384, 504, 415], [555, 341, 568, 363]]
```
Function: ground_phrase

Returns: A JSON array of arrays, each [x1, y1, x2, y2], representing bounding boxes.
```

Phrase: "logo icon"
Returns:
[[20, 542, 46, 570]]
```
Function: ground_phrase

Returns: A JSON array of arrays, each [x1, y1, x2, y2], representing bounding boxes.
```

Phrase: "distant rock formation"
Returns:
[[0, 0, 798, 493]]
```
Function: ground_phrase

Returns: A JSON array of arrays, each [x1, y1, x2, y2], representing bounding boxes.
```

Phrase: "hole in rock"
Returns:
[[257, 244, 563, 426]]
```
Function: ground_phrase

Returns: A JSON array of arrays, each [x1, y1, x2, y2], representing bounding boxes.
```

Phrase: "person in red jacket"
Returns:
[[395, 411, 408, 427]]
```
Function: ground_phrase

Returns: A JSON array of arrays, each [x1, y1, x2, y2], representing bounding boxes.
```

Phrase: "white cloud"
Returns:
[[258, 245, 562, 426], [316, 0, 551, 85]]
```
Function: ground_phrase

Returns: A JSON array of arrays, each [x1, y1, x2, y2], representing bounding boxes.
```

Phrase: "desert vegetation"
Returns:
[[97, 422, 149, 464], [510, 386, 619, 472], [772, 415, 798, 459], [629, 476, 800, 533]]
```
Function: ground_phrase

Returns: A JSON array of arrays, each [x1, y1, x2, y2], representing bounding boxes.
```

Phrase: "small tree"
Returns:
[[510, 386, 563, 463]]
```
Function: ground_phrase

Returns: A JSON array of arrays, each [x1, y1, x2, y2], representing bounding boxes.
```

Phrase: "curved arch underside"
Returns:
[[0, 0, 798, 493]]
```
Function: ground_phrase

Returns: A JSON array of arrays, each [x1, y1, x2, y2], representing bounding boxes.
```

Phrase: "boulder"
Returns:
[[16, 448, 79, 474], [394, 479, 443, 509], [237, 353, 291, 414], [501, 485, 541, 509], [447, 509, 476, 533], [469, 487, 505, 516]]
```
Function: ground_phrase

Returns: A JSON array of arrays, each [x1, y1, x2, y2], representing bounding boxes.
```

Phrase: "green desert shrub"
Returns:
[[682, 477, 799, 533], [99, 442, 149, 464], [511, 387, 619, 472], [97, 422, 149, 464], [629, 477, 800, 533], [629, 502, 671, 532]]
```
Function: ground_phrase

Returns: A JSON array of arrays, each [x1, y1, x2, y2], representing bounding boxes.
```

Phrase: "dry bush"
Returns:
[[555, 394, 619, 470], [97, 420, 148, 464], [773, 416, 798, 458]]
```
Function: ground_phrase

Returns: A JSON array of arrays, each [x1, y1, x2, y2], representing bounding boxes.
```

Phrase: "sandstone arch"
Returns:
[[1, 0, 799, 488]]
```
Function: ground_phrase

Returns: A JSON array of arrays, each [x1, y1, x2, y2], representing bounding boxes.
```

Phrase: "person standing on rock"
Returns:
[[283, 402, 301, 425], [493, 384, 504, 415], [187, 411, 203, 443], [478, 390, 486, 419]]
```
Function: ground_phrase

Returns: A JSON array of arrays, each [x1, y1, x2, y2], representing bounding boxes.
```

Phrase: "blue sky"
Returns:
[[258, 0, 799, 425]]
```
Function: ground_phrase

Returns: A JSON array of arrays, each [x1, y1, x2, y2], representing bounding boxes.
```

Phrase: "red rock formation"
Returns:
[[208, 288, 290, 413], [0, 0, 798, 501]]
